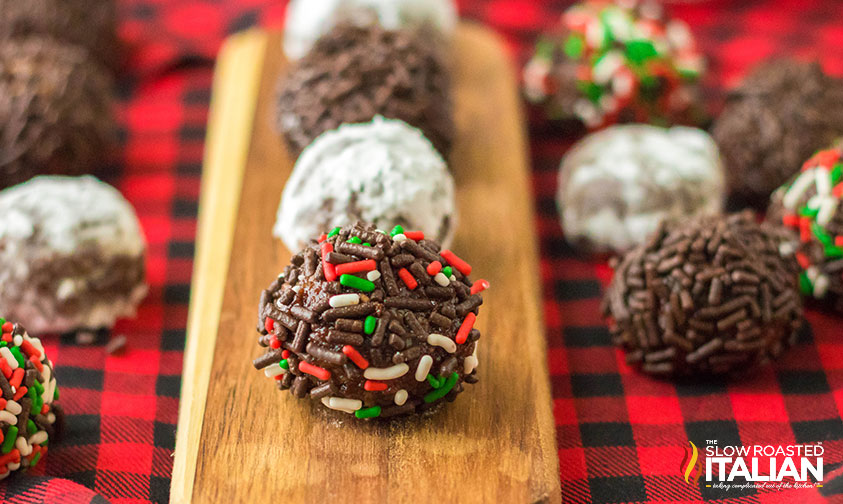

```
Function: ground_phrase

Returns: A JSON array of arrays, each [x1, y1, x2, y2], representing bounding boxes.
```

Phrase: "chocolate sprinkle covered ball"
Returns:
[[523, 0, 704, 131], [0, 37, 115, 188], [713, 60, 843, 208], [253, 222, 488, 419], [767, 144, 843, 312], [0, 317, 62, 479], [602, 212, 803, 376], [0, 0, 118, 67], [276, 22, 454, 158]]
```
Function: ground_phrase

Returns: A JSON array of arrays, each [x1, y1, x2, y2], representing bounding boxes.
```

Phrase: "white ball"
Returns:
[[274, 116, 456, 252], [283, 0, 458, 60], [557, 124, 725, 253]]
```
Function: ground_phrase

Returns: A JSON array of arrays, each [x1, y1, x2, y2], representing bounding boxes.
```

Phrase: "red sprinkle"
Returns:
[[456, 312, 476, 345], [335, 259, 377, 276], [834, 183, 843, 198], [0, 399, 5, 411], [41, 404, 49, 415], [281, 350, 290, 359], [342, 345, 369, 369], [264, 317, 275, 334], [796, 253, 811, 270], [269, 336, 281, 349], [404, 231, 424, 241], [19, 340, 40, 359], [426, 261, 442, 276], [470, 279, 490, 295], [1, 334, 10, 344], [781, 213, 799, 228], [9, 368, 23, 389], [29, 355, 43, 374], [0, 360, 10, 379], [318, 233, 327, 243], [13, 386, 27, 401], [815, 149, 841, 168], [837, 236, 843, 247], [321, 242, 337, 282], [299, 361, 331, 381], [0, 322, 11, 333], [363, 380, 387, 392], [800, 217, 812, 242], [0, 449, 20, 467], [397, 268, 418, 290], [441, 250, 472, 275]]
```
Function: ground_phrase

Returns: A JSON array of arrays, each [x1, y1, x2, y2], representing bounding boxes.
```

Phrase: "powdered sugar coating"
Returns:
[[557, 124, 724, 253], [283, 0, 458, 60], [0, 176, 147, 333], [274, 117, 456, 251]]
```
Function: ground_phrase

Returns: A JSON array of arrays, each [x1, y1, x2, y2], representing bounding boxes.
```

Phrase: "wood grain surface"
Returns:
[[173, 24, 560, 504]]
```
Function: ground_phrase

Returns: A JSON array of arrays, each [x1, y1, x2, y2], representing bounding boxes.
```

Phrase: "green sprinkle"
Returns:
[[362, 242, 371, 247], [34, 380, 44, 395], [279, 359, 289, 370], [678, 67, 700, 81], [390, 225, 404, 238], [0, 341, 7, 348], [354, 406, 381, 419], [831, 164, 843, 185], [825, 245, 843, 258], [800, 206, 820, 218], [625, 39, 658, 64], [53, 387, 59, 401], [27, 419, 36, 436], [348, 236, 362, 244], [426, 374, 442, 389], [0, 318, 5, 327], [40, 441, 48, 447], [364, 316, 377, 335], [10, 346, 23, 368], [799, 272, 813, 296], [576, 81, 603, 104], [535, 38, 555, 60], [441, 266, 453, 278], [813, 222, 833, 245], [30, 451, 41, 467], [1, 426, 17, 454], [424, 372, 459, 403], [563, 34, 585, 59], [327, 227, 341, 238], [339, 274, 375, 292]]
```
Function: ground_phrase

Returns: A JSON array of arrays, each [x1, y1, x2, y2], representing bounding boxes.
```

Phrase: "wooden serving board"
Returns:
[[172, 24, 560, 504]]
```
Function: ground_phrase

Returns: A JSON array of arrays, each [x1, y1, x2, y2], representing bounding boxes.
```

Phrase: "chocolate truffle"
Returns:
[[0, 37, 115, 188], [602, 212, 803, 376], [0, 176, 147, 334], [276, 22, 454, 158], [0, 0, 118, 67], [712, 60, 843, 208], [523, 0, 704, 131], [557, 124, 724, 254], [274, 117, 456, 252], [0, 317, 61, 479], [253, 221, 488, 419], [767, 144, 843, 312], [283, 0, 457, 60]]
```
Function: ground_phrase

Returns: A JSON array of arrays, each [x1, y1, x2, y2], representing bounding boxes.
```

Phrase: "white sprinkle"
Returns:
[[12, 335, 22, 347], [292, 285, 302, 294], [263, 363, 286, 378], [7, 462, 19, 472], [394, 389, 408, 406], [29, 431, 47, 446], [329, 293, 359, 308], [449, 275, 457, 282], [779, 241, 797, 256], [465, 344, 480, 374], [612, 71, 634, 98], [367, 270, 381, 282], [434, 272, 450, 286], [592, 50, 624, 84], [15, 436, 31, 457], [0, 411, 16, 425], [816, 168, 832, 195], [818, 198, 839, 227], [321, 396, 361, 413], [807, 266, 820, 282], [46, 413, 55, 424], [814, 275, 830, 298], [392, 233, 407, 243], [0, 348, 17, 370], [27, 337, 44, 359], [806, 194, 823, 210], [415, 355, 433, 381], [5, 400, 21, 415], [427, 334, 457, 353], [585, 19, 604, 48], [364, 363, 409, 381], [783, 170, 816, 210]]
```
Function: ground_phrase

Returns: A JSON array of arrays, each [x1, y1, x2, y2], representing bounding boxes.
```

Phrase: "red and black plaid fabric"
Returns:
[[3, 1, 843, 503]]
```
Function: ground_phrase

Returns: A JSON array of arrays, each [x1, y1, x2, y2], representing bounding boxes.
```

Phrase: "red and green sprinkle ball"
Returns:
[[768, 144, 843, 310], [523, 0, 704, 129], [0, 318, 61, 478]]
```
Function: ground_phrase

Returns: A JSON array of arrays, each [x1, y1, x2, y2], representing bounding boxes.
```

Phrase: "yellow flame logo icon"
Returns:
[[680, 441, 702, 485]]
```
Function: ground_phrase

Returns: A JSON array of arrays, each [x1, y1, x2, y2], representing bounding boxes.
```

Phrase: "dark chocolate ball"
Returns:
[[275, 23, 454, 159], [0, 37, 115, 188], [767, 143, 843, 313], [253, 222, 486, 419], [602, 212, 803, 377], [0, 0, 118, 68], [712, 60, 843, 208]]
